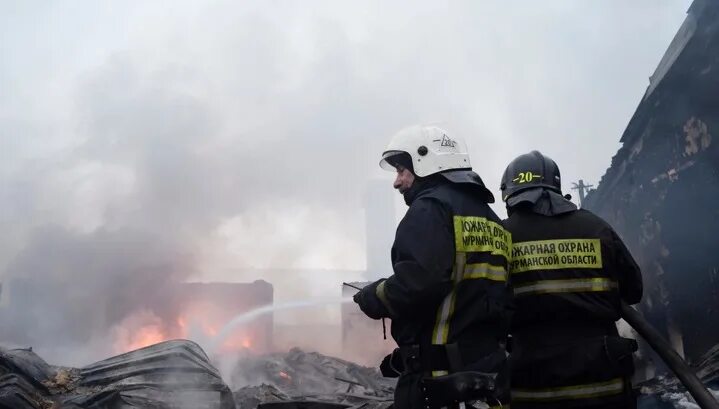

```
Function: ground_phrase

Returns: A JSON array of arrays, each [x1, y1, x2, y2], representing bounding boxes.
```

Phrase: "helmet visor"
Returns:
[[379, 150, 409, 172]]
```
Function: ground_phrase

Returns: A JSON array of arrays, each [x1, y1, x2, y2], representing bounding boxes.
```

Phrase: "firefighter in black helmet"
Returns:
[[353, 125, 512, 409], [501, 151, 643, 409]]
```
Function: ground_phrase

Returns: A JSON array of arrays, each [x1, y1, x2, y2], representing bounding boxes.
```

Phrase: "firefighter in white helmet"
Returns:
[[354, 125, 512, 408]]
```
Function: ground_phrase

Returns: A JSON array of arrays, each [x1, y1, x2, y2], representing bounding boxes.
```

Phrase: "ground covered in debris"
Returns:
[[0, 340, 393, 409], [0, 340, 235, 409], [637, 344, 719, 409], [230, 348, 393, 409], [5, 339, 719, 408]]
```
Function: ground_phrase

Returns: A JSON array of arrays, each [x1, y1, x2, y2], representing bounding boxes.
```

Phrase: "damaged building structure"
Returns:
[[583, 0, 719, 366]]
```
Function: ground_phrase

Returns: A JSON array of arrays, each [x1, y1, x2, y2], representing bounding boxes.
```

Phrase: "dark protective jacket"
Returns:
[[355, 176, 512, 408], [503, 207, 643, 409]]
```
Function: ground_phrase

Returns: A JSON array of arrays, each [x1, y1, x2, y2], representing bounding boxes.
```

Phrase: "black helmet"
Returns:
[[500, 151, 561, 205]]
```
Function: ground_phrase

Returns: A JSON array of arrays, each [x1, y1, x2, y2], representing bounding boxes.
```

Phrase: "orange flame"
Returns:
[[125, 324, 166, 351], [115, 306, 262, 354]]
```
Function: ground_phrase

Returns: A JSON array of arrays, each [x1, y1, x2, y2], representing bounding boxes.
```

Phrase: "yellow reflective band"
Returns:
[[432, 288, 456, 344], [513, 277, 617, 297], [510, 238, 602, 274], [431, 254, 466, 378], [463, 263, 507, 282], [453, 216, 511, 258], [375, 281, 397, 316], [512, 378, 624, 401]]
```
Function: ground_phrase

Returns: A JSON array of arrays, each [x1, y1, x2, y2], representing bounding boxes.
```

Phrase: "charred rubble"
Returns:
[[0, 341, 393, 409], [2, 331, 714, 409], [637, 344, 719, 408], [231, 348, 394, 408], [0, 340, 235, 409]]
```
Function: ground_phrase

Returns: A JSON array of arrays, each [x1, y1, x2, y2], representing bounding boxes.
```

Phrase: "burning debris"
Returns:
[[0, 278, 273, 364], [0, 273, 389, 408], [0, 339, 393, 409]]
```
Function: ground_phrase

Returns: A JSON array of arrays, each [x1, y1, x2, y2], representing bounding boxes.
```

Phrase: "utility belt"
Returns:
[[399, 338, 501, 374]]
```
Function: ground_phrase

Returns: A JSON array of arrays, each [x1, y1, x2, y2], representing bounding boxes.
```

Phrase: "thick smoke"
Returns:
[[3, 227, 194, 359]]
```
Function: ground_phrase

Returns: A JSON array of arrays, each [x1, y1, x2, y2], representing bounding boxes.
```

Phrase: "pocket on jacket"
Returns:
[[604, 336, 638, 377]]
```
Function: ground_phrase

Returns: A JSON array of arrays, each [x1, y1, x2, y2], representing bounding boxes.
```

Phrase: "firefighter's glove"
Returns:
[[379, 348, 404, 378], [353, 279, 389, 319]]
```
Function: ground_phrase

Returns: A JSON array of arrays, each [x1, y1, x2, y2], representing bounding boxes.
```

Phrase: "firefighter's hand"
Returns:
[[379, 349, 403, 377], [353, 279, 388, 319]]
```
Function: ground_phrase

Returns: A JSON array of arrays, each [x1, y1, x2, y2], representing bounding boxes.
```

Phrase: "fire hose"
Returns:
[[621, 302, 719, 409]]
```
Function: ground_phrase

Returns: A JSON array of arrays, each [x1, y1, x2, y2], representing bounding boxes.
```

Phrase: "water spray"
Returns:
[[208, 296, 353, 355]]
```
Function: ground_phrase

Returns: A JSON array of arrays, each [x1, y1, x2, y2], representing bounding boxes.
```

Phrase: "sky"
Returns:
[[0, 0, 694, 362]]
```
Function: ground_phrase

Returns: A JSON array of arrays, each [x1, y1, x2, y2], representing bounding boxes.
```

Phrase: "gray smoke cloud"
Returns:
[[0, 0, 692, 365]]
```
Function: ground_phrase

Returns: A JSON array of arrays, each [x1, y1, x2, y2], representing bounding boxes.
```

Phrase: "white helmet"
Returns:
[[379, 125, 471, 177]]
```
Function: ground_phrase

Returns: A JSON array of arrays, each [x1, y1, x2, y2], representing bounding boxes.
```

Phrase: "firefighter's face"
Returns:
[[393, 166, 415, 194]]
